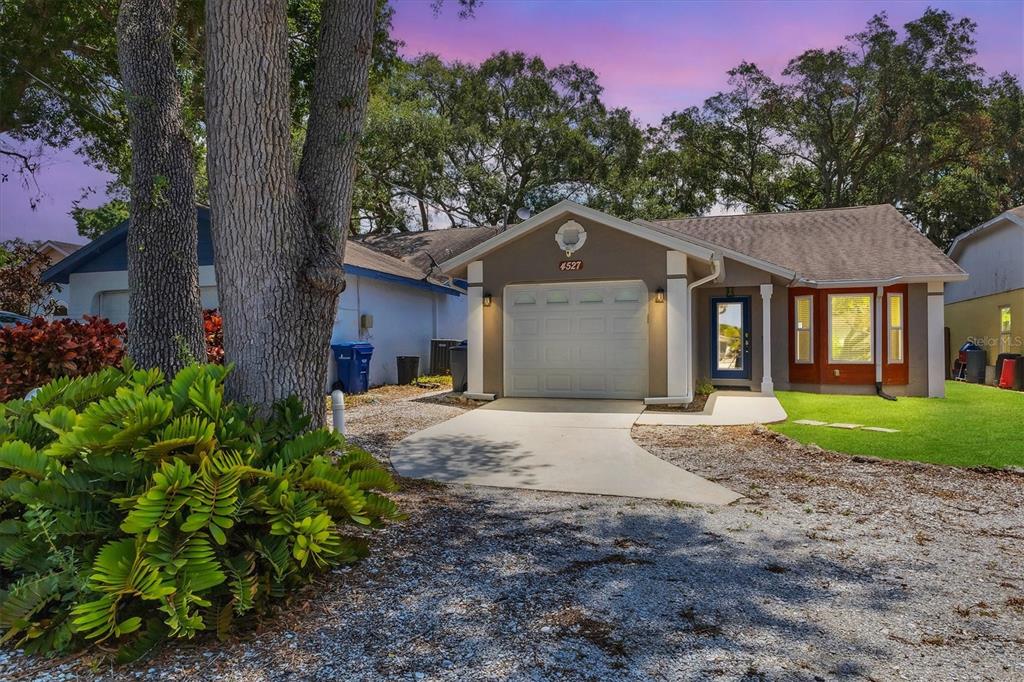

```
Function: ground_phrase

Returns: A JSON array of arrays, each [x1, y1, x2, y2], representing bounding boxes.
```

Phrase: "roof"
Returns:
[[652, 204, 965, 283], [439, 201, 717, 273], [947, 205, 1024, 260], [36, 240, 83, 257], [42, 207, 461, 296], [361, 226, 500, 274]]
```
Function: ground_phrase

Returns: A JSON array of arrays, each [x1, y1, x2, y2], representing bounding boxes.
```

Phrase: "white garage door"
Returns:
[[504, 280, 649, 399], [97, 287, 219, 325]]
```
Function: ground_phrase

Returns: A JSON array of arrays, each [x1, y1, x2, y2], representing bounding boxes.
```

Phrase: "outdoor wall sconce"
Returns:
[[483, 293, 493, 307], [655, 288, 665, 303]]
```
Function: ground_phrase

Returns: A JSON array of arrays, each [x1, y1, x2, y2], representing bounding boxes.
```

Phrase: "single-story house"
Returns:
[[41, 207, 472, 386], [439, 200, 966, 402], [945, 206, 1024, 379]]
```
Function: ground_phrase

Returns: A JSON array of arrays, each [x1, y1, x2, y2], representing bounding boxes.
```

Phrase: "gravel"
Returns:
[[4, 395, 1022, 681]]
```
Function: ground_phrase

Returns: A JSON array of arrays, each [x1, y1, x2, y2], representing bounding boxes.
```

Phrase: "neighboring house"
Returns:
[[440, 200, 965, 402], [41, 208, 468, 386], [945, 206, 1024, 379], [33, 240, 82, 314], [362, 226, 500, 278]]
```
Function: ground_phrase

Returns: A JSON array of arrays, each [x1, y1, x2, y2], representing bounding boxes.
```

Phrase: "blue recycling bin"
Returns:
[[331, 341, 374, 394]]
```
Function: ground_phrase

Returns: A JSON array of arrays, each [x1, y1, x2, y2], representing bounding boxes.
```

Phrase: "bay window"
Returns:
[[794, 295, 813, 363], [887, 293, 904, 363], [828, 293, 873, 363]]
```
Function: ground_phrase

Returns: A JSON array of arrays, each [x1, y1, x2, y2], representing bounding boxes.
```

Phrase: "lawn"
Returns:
[[770, 381, 1024, 468]]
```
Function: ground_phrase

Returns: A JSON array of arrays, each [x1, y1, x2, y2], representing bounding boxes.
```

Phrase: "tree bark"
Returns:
[[205, 0, 375, 418], [116, 0, 205, 375]]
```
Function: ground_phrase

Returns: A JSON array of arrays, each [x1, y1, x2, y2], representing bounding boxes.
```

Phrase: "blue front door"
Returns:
[[710, 296, 751, 380]]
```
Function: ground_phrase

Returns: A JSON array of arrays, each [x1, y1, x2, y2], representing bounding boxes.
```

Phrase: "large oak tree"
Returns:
[[204, 0, 376, 415]]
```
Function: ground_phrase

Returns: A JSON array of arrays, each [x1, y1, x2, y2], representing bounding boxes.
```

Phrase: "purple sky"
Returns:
[[2, 0, 1021, 243]]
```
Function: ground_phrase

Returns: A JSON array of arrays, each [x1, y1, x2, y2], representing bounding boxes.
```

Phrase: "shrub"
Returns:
[[0, 362, 401, 661], [203, 310, 224, 365], [695, 378, 715, 396], [0, 316, 126, 402]]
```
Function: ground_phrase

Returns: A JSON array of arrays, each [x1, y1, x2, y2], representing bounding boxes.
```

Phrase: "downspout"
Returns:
[[684, 256, 723, 397], [875, 285, 896, 401]]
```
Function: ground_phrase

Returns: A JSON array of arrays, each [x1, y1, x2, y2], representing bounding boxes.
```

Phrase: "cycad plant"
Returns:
[[0, 361, 402, 661]]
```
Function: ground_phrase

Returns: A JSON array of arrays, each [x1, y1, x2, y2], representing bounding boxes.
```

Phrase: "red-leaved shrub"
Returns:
[[0, 316, 126, 401], [204, 309, 224, 364]]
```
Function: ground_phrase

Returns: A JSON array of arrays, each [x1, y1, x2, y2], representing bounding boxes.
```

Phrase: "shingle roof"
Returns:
[[361, 227, 500, 274], [652, 204, 965, 282], [344, 240, 438, 282]]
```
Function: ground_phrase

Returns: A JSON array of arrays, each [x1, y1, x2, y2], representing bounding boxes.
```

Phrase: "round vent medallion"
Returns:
[[555, 220, 587, 257]]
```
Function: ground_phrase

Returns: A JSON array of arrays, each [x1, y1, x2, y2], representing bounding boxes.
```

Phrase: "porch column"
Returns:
[[666, 251, 689, 398], [927, 281, 945, 397], [760, 283, 774, 395], [466, 260, 485, 397]]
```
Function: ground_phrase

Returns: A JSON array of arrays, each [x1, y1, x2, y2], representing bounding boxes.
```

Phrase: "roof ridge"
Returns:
[[654, 204, 888, 222]]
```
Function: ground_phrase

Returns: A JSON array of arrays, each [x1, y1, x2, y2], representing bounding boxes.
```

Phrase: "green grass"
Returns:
[[770, 381, 1024, 468]]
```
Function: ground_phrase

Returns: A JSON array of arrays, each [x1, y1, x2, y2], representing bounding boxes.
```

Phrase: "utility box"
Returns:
[[331, 341, 374, 394]]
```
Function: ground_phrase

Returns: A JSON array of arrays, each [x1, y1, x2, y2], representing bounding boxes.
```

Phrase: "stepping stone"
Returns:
[[862, 426, 900, 433], [794, 419, 828, 426], [827, 423, 862, 430]]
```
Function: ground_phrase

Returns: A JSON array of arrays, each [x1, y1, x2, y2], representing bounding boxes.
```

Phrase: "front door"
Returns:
[[710, 296, 751, 380]]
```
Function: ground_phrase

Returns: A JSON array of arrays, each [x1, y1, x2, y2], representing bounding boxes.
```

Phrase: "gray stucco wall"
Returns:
[[479, 215, 669, 397]]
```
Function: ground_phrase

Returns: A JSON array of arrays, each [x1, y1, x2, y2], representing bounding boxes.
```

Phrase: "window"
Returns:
[[887, 293, 904, 364], [794, 295, 814, 363], [828, 293, 873, 363], [1000, 306, 1012, 354]]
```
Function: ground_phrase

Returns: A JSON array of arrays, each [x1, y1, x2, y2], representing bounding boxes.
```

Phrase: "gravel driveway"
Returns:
[[5, 393, 1023, 681]]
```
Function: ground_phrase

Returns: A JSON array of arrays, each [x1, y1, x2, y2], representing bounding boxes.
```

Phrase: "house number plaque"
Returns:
[[559, 260, 584, 271]]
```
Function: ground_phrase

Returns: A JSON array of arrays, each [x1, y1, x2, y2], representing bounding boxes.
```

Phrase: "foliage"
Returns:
[[0, 362, 402, 659], [694, 379, 716, 397], [0, 316, 126, 402], [0, 239, 62, 317], [203, 310, 224, 365], [71, 198, 130, 241], [354, 51, 645, 232]]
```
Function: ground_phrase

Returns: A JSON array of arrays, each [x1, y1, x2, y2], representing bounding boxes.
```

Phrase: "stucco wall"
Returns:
[[478, 215, 670, 397], [946, 220, 1024, 304], [946, 288, 1024, 366]]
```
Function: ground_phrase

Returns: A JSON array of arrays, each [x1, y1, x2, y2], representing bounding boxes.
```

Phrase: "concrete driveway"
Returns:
[[390, 398, 741, 505]]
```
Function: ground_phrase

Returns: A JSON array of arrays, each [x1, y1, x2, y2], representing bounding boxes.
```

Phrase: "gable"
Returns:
[[945, 218, 1024, 303]]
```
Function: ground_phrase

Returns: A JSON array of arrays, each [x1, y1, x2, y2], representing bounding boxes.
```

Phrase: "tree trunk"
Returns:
[[205, 0, 375, 418], [116, 0, 205, 375]]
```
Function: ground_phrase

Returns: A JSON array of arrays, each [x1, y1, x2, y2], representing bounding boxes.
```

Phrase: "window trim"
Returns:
[[793, 294, 814, 365], [886, 292, 904, 364], [827, 292, 874, 365]]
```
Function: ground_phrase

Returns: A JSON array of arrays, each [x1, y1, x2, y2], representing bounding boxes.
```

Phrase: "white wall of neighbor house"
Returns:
[[66, 266, 465, 388], [945, 220, 1024, 304], [329, 274, 466, 386]]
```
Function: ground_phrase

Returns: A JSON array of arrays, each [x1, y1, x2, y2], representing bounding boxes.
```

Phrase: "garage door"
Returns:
[[504, 280, 649, 399], [96, 287, 219, 324]]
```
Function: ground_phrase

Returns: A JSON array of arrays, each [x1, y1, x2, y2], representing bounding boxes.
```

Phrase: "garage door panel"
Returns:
[[504, 280, 648, 399]]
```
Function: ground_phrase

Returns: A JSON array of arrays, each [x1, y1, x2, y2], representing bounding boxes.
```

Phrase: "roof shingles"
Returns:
[[653, 204, 964, 282]]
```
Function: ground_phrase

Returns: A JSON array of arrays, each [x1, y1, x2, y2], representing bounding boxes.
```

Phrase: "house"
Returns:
[[41, 207, 470, 386], [439, 200, 965, 402], [945, 206, 1024, 380], [33, 240, 82, 314]]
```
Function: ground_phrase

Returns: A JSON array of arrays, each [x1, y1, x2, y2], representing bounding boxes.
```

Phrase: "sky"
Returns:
[[1, 0, 1021, 243]]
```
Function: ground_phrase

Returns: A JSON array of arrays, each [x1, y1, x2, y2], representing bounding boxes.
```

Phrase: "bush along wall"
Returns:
[[0, 316, 126, 402], [0, 362, 402, 661]]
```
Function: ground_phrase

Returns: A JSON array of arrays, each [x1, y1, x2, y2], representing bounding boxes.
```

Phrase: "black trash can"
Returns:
[[331, 341, 373, 394], [397, 356, 420, 385], [449, 341, 468, 392], [430, 339, 460, 374], [965, 348, 987, 384]]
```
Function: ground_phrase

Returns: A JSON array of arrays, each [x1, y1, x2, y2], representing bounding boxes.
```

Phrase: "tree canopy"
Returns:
[[3, 4, 1020, 248]]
